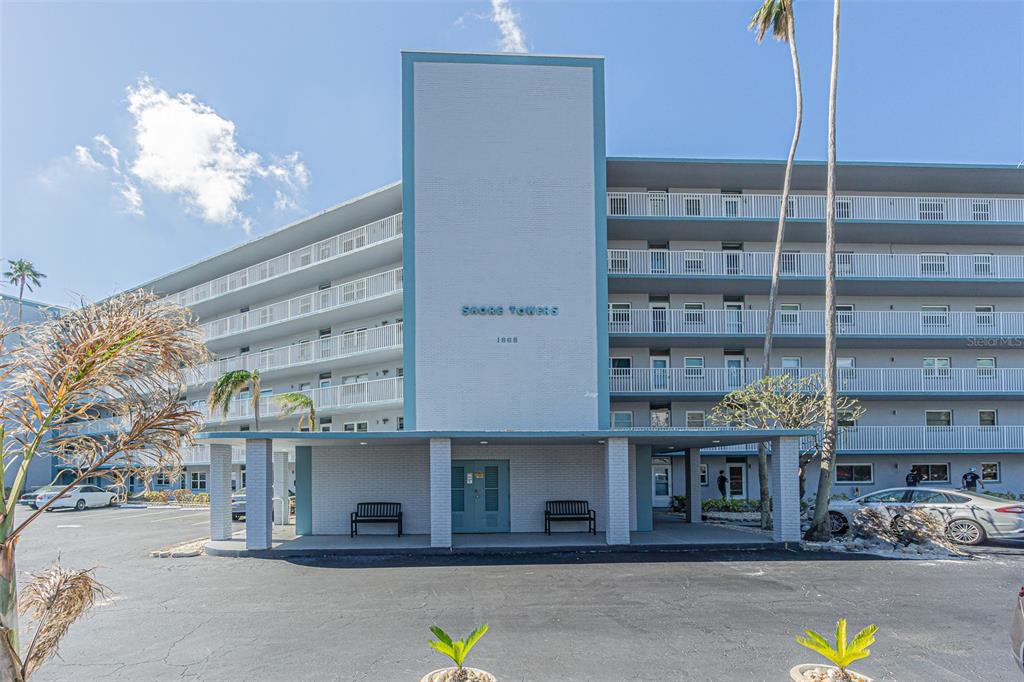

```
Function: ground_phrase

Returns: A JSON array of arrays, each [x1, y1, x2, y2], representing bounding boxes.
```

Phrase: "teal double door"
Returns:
[[451, 460, 510, 533]]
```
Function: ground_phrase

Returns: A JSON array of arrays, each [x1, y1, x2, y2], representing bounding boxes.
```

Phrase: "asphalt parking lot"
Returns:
[[17, 504, 1024, 681]]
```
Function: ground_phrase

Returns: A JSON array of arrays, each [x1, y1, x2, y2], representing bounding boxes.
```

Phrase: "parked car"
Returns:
[[37, 485, 118, 511], [1013, 586, 1024, 674], [827, 487, 1024, 545], [19, 486, 59, 508], [230, 489, 294, 520]]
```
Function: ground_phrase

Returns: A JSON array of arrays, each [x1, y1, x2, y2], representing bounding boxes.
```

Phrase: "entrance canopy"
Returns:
[[195, 428, 813, 449]]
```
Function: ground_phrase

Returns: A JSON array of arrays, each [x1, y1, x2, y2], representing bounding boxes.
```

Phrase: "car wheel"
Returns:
[[829, 511, 849, 536], [109, 496, 117, 507], [75, 499, 87, 511], [947, 519, 985, 545]]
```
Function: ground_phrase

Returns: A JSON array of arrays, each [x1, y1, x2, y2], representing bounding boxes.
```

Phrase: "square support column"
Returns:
[[634, 445, 653, 532], [245, 439, 273, 550], [208, 444, 233, 541], [272, 451, 290, 526], [429, 438, 452, 548], [686, 447, 702, 524], [605, 438, 630, 545], [770, 436, 801, 543], [294, 446, 312, 536]]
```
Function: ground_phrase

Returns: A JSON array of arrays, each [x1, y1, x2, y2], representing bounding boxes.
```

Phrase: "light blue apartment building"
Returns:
[[94, 51, 1022, 550]]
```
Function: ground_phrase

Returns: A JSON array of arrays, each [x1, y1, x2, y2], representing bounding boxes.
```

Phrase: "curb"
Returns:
[[204, 540, 786, 559]]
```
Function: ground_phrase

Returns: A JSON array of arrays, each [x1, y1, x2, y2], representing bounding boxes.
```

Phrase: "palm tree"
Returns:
[[808, 0, 843, 541], [208, 369, 262, 431], [749, 0, 803, 530], [277, 391, 315, 431], [3, 259, 46, 323]]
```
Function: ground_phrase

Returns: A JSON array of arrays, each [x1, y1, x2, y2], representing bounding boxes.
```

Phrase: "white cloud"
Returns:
[[74, 145, 104, 171], [60, 76, 310, 231], [490, 0, 527, 53]]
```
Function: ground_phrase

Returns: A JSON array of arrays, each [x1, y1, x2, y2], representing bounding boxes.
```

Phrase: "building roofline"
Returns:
[[402, 49, 604, 61], [0, 293, 67, 311], [607, 156, 1024, 171]]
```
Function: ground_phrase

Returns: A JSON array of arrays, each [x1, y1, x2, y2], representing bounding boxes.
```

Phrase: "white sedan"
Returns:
[[37, 485, 118, 511]]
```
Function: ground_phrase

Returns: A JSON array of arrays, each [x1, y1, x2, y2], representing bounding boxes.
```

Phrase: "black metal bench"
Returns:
[[350, 502, 403, 537], [544, 500, 596, 535]]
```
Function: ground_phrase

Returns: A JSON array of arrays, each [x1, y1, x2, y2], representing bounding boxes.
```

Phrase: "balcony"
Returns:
[[181, 444, 246, 465], [609, 367, 1024, 399], [203, 377, 403, 423], [189, 323, 403, 385], [164, 214, 402, 315], [606, 191, 1024, 245], [608, 309, 1024, 348], [199, 267, 403, 349], [607, 250, 1024, 296], [625, 426, 1024, 454]]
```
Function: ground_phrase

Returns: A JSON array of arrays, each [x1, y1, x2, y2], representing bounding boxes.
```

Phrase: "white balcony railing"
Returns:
[[608, 250, 1024, 280], [189, 323, 403, 385], [203, 377, 403, 423], [618, 426, 1024, 453], [607, 191, 1024, 223], [200, 267, 403, 342], [609, 367, 1024, 395], [609, 309, 1024, 338], [180, 444, 246, 465], [164, 214, 402, 308]]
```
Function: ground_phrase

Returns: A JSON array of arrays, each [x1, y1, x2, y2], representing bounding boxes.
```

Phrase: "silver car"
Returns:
[[827, 487, 1024, 545]]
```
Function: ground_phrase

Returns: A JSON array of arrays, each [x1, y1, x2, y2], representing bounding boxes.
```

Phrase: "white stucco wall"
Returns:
[[411, 59, 600, 431]]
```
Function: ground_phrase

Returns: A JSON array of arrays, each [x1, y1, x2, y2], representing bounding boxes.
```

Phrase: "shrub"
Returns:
[[852, 507, 966, 556], [702, 498, 762, 513], [670, 495, 687, 512], [984, 491, 1017, 500]]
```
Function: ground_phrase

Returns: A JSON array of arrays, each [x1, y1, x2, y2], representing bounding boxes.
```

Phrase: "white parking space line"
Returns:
[[56, 524, 82, 528], [149, 513, 208, 523], [89, 509, 187, 521]]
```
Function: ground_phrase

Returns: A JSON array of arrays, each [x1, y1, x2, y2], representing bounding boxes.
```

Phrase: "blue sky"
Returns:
[[2, 1, 1021, 304]]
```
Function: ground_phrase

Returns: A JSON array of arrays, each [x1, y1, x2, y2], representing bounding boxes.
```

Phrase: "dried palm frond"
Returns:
[[19, 563, 109, 678]]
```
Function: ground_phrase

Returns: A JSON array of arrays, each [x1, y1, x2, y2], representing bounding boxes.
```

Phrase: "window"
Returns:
[[982, 462, 1000, 482], [647, 191, 668, 216], [979, 409, 998, 427], [910, 489, 949, 504], [397, 416, 404, 431], [684, 196, 702, 217], [343, 421, 368, 432], [926, 410, 952, 427], [649, 406, 671, 428], [836, 304, 855, 326], [609, 194, 627, 216], [609, 302, 631, 331], [835, 199, 852, 220], [780, 251, 799, 274], [975, 305, 994, 326], [976, 358, 996, 378], [972, 200, 991, 222], [837, 357, 856, 382], [785, 196, 795, 218], [190, 472, 207, 491], [686, 411, 706, 428], [608, 250, 628, 273], [837, 410, 859, 428], [861, 490, 909, 504], [683, 303, 705, 325], [320, 417, 333, 432], [700, 463, 709, 486], [780, 357, 801, 376], [611, 411, 634, 429], [973, 254, 993, 276], [918, 200, 945, 221], [919, 253, 948, 275], [921, 305, 949, 326], [779, 304, 800, 325], [911, 463, 950, 484], [723, 194, 740, 218], [319, 377, 332, 390], [683, 356, 704, 378], [922, 357, 951, 378], [610, 358, 632, 390], [155, 473, 171, 487], [836, 464, 873, 484], [683, 250, 705, 273], [836, 252, 855, 275]]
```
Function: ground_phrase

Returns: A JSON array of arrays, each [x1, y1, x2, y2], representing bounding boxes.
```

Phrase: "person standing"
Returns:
[[962, 467, 984, 491], [905, 469, 923, 487], [717, 470, 728, 499]]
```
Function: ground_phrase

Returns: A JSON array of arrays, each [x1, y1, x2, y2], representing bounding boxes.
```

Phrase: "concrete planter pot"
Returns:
[[420, 667, 496, 682], [789, 663, 873, 681]]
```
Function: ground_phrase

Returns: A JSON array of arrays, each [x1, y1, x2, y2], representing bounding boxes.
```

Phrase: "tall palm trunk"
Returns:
[[759, 8, 804, 530], [16, 278, 25, 324], [252, 380, 261, 432], [808, 0, 842, 541]]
